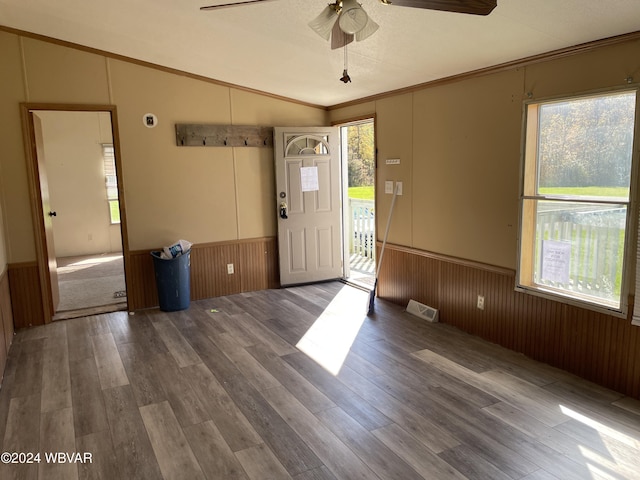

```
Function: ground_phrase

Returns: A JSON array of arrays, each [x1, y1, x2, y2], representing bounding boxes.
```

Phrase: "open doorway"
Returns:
[[341, 119, 376, 288], [31, 110, 127, 320]]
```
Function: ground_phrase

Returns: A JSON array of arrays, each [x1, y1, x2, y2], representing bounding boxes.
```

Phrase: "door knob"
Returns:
[[48, 211, 57, 217]]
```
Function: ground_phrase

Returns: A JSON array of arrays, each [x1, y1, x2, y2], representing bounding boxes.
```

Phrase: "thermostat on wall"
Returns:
[[143, 113, 158, 128]]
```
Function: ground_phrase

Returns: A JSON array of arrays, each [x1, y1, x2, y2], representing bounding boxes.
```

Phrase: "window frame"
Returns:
[[516, 87, 640, 318], [102, 143, 121, 225]]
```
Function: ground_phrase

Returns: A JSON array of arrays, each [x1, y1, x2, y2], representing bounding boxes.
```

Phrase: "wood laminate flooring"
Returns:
[[0, 282, 639, 479]]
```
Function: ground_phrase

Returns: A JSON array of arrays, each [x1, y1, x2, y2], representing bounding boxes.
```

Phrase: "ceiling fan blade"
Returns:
[[200, 0, 277, 11], [385, 0, 497, 16], [309, 5, 339, 41]]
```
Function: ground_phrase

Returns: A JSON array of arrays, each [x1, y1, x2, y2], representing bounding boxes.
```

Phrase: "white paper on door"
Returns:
[[300, 166, 319, 192]]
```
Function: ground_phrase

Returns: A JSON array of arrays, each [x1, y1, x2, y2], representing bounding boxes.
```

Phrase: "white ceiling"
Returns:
[[1, 0, 640, 107]]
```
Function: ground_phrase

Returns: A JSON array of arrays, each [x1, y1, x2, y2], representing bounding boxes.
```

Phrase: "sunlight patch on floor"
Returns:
[[560, 405, 639, 448], [560, 403, 640, 478], [577, 444, 638, 480], [68, 254, 122, 266], [296, 285, 369, 376], [58, 254, 123, 274]]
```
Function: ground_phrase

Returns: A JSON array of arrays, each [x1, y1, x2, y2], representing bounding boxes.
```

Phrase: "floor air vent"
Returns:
[[406, 299, 439, 323]]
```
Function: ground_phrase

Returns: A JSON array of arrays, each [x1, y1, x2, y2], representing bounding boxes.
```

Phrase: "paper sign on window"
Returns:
[[301, 166, 319, 192], [541, 240, 571, 284]]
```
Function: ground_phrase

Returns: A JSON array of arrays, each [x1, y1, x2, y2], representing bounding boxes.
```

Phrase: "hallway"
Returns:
[[55, 253, 126, 320]]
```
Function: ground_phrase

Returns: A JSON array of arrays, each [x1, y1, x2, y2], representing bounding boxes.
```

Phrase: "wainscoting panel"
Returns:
[[239, 238, 280, 293], [0, 270, 14, 355], [0, 268, 15, 380], [127, 251, 158, 311], [377, 244, 640, 400], [377, 246, 452, 311], [190, 242, 241, 300], [128, 237, 280, 311], [7, 262, 44, 329]]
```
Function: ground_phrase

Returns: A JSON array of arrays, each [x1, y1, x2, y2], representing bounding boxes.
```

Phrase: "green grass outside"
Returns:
[[348, 186, 375, 200], [539, 186, 629, 199], [109, 200, 121, 224]]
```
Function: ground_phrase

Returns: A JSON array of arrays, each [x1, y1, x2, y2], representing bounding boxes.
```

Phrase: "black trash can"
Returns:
[[151, 249, 191, 311]]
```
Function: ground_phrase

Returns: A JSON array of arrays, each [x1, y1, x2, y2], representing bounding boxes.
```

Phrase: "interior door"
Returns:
[[274, 127, 342, 286], [32, 113, 60, 313]]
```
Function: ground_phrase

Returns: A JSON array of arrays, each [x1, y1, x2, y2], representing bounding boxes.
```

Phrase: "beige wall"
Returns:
[[0, 32, 328, 262], [37, 110, 121, 257], [3, 27, 639, 273], [0, 100, 7, 274], [0, 34, 15, 274], [330, 38, 640, 270], [0, 33, 33, 263]]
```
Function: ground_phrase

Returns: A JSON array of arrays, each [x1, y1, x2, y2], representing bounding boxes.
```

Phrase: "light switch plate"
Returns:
[[385, 181, 393, 194]]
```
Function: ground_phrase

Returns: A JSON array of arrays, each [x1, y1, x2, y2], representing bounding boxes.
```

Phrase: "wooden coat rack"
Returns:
[[175, 124, 274, 147]]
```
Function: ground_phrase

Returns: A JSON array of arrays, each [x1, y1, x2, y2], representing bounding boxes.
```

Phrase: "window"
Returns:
[[285, 135, 330, 156], [102, 144, 120, 224], [517, 90, 638, 314]]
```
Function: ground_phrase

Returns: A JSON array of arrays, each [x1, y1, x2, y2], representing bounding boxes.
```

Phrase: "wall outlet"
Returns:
[[396, 181, 403, 195], [477, 295, 485, 310], [227, 263, 234, 274]]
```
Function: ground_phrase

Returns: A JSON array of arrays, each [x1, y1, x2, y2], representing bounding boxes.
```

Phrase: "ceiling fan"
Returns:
[[201, 0, 497, 82], [201, 1, 497, 49]]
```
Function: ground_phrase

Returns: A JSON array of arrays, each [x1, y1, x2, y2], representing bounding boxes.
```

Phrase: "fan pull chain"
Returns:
[[340, 44, 351, 83]]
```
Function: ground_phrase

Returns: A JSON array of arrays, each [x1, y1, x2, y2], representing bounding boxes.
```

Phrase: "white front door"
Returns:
[[274, 127, 342, 286]]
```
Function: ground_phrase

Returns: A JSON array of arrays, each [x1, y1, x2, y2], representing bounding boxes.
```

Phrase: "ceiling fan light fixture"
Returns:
[[308, 5, 339, 40], [338, 0, 369, 34], [331, 19, 354, 49], [355, 16, 379, 42]]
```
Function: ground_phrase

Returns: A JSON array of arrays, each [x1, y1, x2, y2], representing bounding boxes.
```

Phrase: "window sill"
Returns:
[[515, 284, 628, 319]]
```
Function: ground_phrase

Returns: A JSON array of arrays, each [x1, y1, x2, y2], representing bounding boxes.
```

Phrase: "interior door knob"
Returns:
[[48, 211, 57, 217]]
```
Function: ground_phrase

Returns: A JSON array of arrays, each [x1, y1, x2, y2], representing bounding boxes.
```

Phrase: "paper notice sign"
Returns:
[[301, 166, 319, 192], [541, 240, 571, 284]]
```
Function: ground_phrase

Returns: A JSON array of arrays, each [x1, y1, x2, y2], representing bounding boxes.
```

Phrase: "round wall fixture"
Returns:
[[143, 113, 158, 128]]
